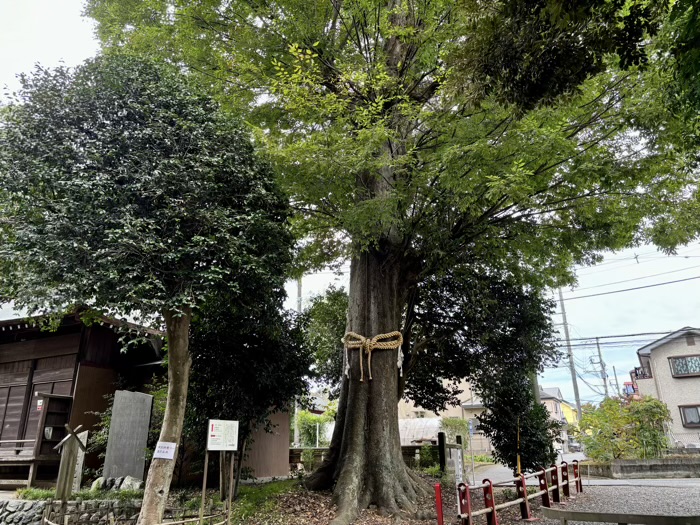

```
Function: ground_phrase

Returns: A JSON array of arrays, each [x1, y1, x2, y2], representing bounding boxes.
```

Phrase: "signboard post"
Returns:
[[454, 435, 465, 517], [200, 420, 239, 525], [468, 420, 476, 485]]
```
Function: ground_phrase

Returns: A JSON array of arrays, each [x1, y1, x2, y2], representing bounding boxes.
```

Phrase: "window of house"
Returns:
[[687, 334, 696, 346], [669, 356, 700, 377], [414, 411, 425, 419], [680, 406, 700, 427]]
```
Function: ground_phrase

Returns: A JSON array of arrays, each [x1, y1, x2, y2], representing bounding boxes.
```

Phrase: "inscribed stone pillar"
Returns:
[[103, 391, 153, 480]]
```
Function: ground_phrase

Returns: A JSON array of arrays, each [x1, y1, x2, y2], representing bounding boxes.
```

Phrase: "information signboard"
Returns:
[[207, 419, 239, 451]]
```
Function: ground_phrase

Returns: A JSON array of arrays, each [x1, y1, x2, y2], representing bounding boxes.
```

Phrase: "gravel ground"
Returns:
[[538, 486, 700, 525]]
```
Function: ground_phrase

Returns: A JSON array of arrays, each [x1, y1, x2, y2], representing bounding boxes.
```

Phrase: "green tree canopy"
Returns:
[[0, 54, 292, 524], [579, 396, 671, 461]]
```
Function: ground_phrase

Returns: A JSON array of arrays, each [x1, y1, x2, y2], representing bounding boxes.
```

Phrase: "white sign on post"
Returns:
[[454, 448, 464, 484], [207, 419, 239, 451]]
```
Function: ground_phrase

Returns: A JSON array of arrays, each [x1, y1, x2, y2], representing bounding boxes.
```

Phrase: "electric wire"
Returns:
[[560, 275, 700, 301], [569, 264, 700, 292]]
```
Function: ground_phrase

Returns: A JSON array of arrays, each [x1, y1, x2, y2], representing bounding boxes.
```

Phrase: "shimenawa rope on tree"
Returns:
[[342, 331, 404, 382]]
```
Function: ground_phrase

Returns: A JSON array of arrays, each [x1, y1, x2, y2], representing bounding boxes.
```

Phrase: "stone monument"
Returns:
[[103, 390, 153, 480]]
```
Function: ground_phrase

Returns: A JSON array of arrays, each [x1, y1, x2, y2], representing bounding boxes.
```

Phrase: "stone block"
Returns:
[[103, 391, 153, 480], [113, 477, 124, 491], [119, 476, 143, 491], [91, 478, 105, 492]]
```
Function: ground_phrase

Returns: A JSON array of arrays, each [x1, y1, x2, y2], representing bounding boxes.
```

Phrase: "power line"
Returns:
[[556, 330, 674, 342], [569, 264, 700, 292], [561, 275, 700, 301], [573, 246, 700, 276]]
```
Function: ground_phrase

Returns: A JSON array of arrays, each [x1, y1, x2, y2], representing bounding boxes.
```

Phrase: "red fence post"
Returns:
[[515, 474, 535, 521], [434, 483, 444, 525], [457, 482, 471, 525], [573, 460, 583, 493], [560, 461, 570, 498], [482, 479, 499, 525], [550, 464, 561, 504], [537, 468, 551, 508]]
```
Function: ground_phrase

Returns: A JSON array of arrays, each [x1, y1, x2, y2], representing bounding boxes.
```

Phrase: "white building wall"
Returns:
[[647, 335, 700, 439], [635, 377, 657, 398]]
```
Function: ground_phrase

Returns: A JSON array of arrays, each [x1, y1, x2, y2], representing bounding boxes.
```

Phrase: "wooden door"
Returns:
[[23, 355, 76, 443]]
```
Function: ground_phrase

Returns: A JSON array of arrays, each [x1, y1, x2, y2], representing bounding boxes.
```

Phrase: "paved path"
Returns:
[[0, 491, 16, 501], [540, 485, 700, 525], [470, 453, 586, 484]]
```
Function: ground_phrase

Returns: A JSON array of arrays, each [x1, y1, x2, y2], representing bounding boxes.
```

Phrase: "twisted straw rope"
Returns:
[[342, 331, 404, 382]]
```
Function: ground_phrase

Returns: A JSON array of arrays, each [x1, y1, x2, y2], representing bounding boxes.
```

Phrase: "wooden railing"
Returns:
[[438, 460, 584, 525]]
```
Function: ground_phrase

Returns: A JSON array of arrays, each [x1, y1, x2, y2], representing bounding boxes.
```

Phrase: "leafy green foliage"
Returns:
[[0, 54, 291, 324], [579, 396, 671, 461], [478, 375, 562, 473], [83, 1, 690, 283], [418, 444, 439, 469], [304, 287, 348, 399], [440, 418, 469, 446], [186, 294, 312, 451], [406, 270, 560, 412], [296, 409, 333, 448]]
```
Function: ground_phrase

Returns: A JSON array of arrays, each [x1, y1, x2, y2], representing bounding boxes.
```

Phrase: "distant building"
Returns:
[[539, 387, 575, 452], [397, 380, 572, 454], [628, 327, 700, 447]]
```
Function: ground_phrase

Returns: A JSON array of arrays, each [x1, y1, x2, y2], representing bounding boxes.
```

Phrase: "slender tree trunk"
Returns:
[[138, 307, 192, 525], [306, 249, 427, 525]]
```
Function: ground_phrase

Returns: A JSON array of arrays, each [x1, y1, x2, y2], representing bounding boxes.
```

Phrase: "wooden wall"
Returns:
[[242, 411, 290, 479], [0, 334, 79, 449]]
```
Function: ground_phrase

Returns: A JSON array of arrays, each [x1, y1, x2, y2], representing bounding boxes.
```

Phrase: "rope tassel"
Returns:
[[342, 331, 404, 382]]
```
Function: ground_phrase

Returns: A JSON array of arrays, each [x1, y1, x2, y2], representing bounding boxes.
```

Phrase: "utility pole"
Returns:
[[293, 276, 302, 447], [530, 371, 541, 404], [612, 365, 621, 397], [595, 337, 609, 398], [558, 288, 582, 420]]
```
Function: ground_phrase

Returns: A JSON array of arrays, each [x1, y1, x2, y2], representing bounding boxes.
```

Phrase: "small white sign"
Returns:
[[454, 449, 464, 484], [153, 441, 177, 460], [207, 419, 239, 451]]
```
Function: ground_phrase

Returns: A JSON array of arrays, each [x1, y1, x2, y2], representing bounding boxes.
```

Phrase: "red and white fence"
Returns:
[[435, 460, 583, 525]]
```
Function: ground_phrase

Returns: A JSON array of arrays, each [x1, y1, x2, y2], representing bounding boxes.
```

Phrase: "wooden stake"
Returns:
[[200, 449, 209, 525], [227, 451, 235, 525]]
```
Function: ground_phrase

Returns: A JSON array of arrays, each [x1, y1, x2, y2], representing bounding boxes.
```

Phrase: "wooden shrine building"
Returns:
[[0, 313, 161, 487]]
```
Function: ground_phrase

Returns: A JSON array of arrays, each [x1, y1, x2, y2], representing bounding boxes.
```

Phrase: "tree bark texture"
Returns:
[[306, 250, 427, 525], [138, 307, 192, 525]]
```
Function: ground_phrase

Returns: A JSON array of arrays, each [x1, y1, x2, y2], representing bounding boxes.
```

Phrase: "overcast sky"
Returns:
[[3, 1, 700, 409]]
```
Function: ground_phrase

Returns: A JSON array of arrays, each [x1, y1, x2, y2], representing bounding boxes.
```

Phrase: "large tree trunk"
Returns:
[[138, 307, 192, 525], [306, 249, 427, 525]]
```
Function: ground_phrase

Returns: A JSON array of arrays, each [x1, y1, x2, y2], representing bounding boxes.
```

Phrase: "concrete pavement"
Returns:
[[468, 453, 700, 488], [467, 452, 586, 484]]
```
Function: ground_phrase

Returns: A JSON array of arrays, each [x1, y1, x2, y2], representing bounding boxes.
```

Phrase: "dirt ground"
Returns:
[[237, 477, 589, 525]]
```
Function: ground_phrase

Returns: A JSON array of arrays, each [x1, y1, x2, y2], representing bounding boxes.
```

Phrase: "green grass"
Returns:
[[231, 479, 300, 523], [16, 488, 144, 502], [75, 489, 145, 501], [16, 488, 55, 500], [473, 454, 495, 463]]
